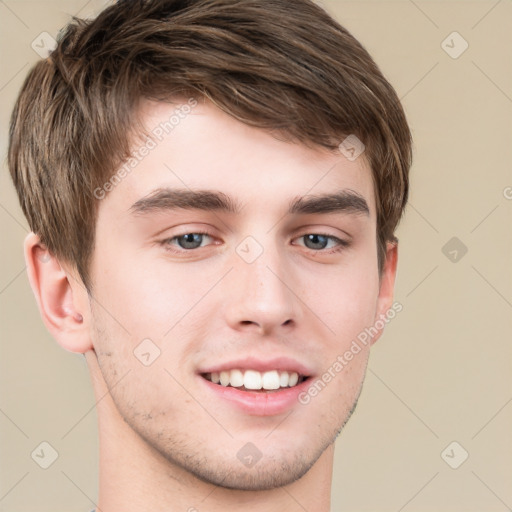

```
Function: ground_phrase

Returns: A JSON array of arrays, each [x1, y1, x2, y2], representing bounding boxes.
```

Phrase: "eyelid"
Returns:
[[293, 224, 353, 241], [152, 221, 218, 238]]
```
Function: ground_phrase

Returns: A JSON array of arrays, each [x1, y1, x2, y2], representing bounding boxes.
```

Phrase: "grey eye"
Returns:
[[176, 233, 206, 249], [303, 234, 330, 250]]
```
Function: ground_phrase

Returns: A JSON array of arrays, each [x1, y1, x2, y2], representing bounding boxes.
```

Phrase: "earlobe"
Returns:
[[370, 240, 399, 346], [24, 232, 92, 353]]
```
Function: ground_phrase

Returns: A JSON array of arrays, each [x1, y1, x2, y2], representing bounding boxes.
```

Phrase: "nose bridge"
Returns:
[[223, 232, 298, 332]]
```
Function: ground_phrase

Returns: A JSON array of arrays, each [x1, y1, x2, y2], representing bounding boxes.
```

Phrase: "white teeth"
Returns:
[[262, 370, 280, 390], [244, 370, 262, 390], [220, 371, 230, 387], [230, 369, 244, 387], [205, 369, 304, 390]]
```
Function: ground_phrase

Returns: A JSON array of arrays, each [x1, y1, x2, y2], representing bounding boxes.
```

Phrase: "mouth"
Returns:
[[197, 357, 314, 415], [201, 369, 309, 393]]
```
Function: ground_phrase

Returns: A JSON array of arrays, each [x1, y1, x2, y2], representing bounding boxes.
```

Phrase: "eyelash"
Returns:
[[159, 231, 350, 255]]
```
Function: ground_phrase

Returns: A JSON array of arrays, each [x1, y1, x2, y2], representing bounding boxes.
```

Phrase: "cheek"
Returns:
[[90, 304, 188, 417], [91, 247, 203, 340], [301, 260, 380, 342], [89, 260, 216, 384]]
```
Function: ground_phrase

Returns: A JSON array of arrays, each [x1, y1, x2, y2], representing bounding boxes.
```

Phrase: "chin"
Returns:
[[184, 455, 317, 491]]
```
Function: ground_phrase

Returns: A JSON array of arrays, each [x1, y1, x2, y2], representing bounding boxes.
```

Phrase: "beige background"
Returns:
[[1, 1, 511, 511]]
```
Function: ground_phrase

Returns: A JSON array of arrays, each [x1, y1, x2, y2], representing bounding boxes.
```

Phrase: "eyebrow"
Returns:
[[129, 188, 370, 217]]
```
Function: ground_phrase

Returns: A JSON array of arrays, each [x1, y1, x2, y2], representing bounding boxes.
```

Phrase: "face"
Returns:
[[87, 98, 391, 490]]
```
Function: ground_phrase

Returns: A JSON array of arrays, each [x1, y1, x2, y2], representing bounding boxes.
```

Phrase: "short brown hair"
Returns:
[[8, 0, 412, 293]]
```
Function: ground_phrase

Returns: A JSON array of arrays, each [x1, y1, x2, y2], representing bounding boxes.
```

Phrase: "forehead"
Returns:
[[100, 98, 376, 219]]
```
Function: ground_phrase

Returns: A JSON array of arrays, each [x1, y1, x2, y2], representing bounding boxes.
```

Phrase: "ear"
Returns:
[[369, 240, 399, 346], [24, 232, 93, 353]]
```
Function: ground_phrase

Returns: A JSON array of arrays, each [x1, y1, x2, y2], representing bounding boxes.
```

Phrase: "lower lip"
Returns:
[[199, 375, 311, 416]]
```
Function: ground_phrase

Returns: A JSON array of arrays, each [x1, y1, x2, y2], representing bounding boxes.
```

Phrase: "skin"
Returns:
[[24, 98, 398, 512]]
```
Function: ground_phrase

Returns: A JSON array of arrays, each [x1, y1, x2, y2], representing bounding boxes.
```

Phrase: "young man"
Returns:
[[8, 0, 412, 510]]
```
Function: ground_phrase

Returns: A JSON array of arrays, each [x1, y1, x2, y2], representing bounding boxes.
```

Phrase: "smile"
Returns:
[[202, 369, 307, 392]]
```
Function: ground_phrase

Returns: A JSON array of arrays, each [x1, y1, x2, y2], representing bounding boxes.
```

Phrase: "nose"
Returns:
[[223, 240, 299, 335]]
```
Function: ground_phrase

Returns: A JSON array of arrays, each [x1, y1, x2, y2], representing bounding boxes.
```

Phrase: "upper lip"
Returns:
[[198, 356, 314, 377]]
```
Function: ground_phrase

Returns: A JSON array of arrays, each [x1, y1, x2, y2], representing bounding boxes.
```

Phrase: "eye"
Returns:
[[294, 234, 350, 253], [159, 231, 350, 256], [161, 232, 215, 252]]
